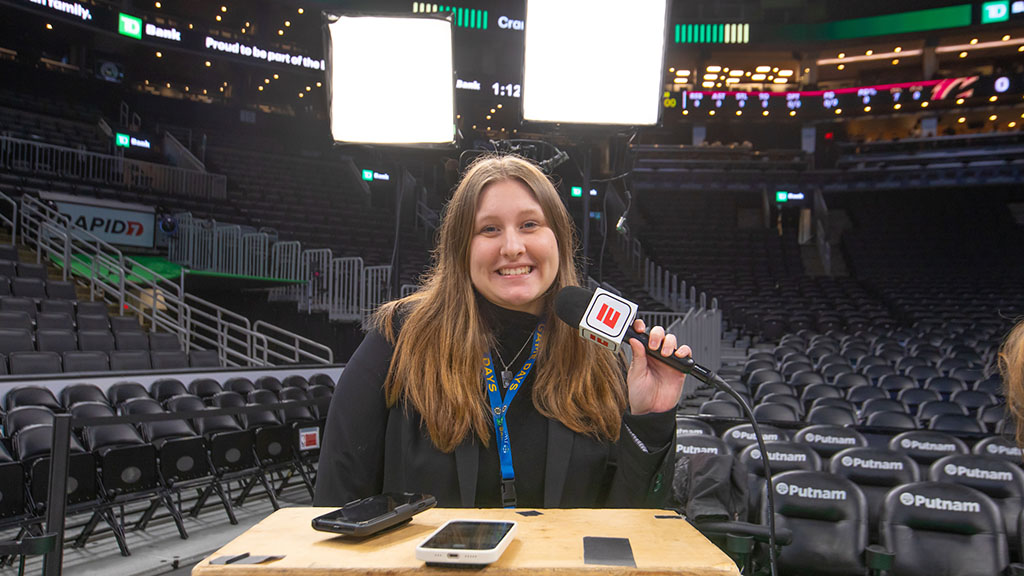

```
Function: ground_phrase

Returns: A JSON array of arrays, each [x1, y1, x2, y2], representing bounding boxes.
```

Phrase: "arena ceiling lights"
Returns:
[[521, 0, 669, 127], [325, 14, 455, 145]]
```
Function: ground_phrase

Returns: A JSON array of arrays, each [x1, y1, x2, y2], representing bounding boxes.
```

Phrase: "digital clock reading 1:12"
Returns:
[[492, 82, 521, 98]]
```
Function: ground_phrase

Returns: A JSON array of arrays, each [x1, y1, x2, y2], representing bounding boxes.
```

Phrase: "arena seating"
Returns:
[[0, 371, 336, 557]]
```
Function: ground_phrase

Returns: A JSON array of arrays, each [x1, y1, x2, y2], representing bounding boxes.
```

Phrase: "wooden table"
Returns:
[[192, 508, 740, 575]]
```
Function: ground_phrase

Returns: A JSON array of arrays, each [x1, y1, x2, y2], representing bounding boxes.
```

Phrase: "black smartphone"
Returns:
[[311, 492, 437, 537]]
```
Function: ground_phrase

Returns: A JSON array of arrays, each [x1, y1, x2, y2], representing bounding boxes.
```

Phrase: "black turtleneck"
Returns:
[[475, 295, 549, 508]]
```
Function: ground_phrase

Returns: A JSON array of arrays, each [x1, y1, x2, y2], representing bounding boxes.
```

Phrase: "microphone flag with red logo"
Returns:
[[578, 287, 639, 352]]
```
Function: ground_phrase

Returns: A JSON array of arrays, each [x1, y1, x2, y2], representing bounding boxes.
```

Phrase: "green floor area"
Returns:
[[51, 253, 181, 283]]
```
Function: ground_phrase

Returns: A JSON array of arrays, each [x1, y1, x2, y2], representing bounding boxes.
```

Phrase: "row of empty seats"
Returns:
[[0, 374, 335, 556]]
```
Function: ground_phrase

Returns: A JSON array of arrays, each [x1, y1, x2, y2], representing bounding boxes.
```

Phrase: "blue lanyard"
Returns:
[[483, 322, 543, 508]]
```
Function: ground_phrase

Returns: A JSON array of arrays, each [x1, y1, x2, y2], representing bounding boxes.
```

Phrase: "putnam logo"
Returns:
[[750, 449, 806, 463], [677, 427, 708, 437], [731, 430, 781, 441], [986, 444, 1022, 456], [840, 456, 904, 470], [899, 438, 957, 452], [943, 464, 1013, 481], [899, 492, 981, 513], [804, 433, 858, 445], [776, 482, 847, 500], [677, 445, 720, 455]]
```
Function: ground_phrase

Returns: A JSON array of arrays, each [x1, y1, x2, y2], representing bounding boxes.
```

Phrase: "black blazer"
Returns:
[[313, 327, 675, 509]]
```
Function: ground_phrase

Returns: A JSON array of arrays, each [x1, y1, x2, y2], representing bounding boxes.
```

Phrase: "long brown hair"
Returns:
[[374, 154, 626, 452], [999, 319, 1024, 450]]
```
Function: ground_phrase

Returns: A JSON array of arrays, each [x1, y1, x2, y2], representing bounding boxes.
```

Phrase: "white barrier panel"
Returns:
[[214, 224, 242, 274], [40, 191, 155, 248], [328, 257, 364, 322], [0, 135, 226, 200], [302, 248, 333, 312], [361, 265, 392, 328], [269, 241, 302, 302], [240, 232, 269, 277]]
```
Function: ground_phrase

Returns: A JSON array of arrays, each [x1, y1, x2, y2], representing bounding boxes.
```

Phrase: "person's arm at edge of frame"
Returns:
[[313, 327, 393, 507]]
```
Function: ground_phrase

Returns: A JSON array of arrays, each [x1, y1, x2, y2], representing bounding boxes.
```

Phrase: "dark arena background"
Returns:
[[0, 0, 1023, 574]]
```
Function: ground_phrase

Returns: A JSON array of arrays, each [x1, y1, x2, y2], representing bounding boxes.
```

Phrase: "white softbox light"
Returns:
[[522, 0, 668, 126], [325, 14, 456, 145]]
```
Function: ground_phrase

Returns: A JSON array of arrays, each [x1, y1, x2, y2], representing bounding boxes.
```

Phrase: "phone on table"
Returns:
[[311, 492, 436, 537], [415, 519, 518, 566]]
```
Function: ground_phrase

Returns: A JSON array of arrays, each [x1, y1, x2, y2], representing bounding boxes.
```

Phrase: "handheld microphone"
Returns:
[[553, 286, 714, 384], [553, 285, 781, 576]]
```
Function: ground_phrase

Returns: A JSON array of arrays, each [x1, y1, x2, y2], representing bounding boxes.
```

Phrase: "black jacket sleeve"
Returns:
[[603, 410, 676, 508], [312, 328, 394, 507]]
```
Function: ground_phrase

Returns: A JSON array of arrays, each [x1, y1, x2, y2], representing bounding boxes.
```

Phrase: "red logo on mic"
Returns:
[[596, 303, 621, 330]]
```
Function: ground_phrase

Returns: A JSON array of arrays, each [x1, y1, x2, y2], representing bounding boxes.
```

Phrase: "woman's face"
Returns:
[[469, 179, 559, 315]]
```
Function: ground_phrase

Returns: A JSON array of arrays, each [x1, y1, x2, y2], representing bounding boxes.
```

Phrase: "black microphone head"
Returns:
[[554, 286, 594, 327]]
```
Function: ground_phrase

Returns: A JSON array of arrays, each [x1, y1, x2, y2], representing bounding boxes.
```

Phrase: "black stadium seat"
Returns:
[[9, 351, 62, 374], [5, 386, 62, 412], [881, 481, 1008, 576], [762, 470, 871, 576], [35, 329, 77, 354], [739, 441, 821, 522], [0, 311, 33, 332], [930, 454, 1024, 560], [793, 424, 868, 461], [889, 430, 969, 465], [189, 349, 221, 368], [62, 350, 110, 373], [150, 350, 189, 369], [148, 332, 181, 351], [60, 383, 109, 410], [830, 446, 920, 542], [109, 350, 152, 371], [0, 328, 34, 355]]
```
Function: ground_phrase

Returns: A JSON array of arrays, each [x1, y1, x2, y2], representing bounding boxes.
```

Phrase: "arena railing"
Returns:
[[17, 195, 331, 366], [168, 213, 398, 327], [0, 135, 227, 201]]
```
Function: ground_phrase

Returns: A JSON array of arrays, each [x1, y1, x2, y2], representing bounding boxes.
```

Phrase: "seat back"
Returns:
[[973, 436, 1023, 463], [106, 381, 150, 406], [6, 386, 62, 412], [931, 454, 1024, 558], [10, 351, 62, 375], [881, 481, 1008, 576], [889, 430, 969, 465], [763, 470, 868, 576], [151, 378, 188, 403], [60, 384, 109, 410], [722, 423, 791, 453], [62, 351, 110, 373], [793, 424, 868, 460], [675, 434, 732, 459], [739, 441, 821, 522], [830, 446, 920, 542], [109, 350, 151, 371]]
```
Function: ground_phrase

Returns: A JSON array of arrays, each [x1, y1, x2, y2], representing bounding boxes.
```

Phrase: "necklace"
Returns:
[[493, 331, 534, 389]]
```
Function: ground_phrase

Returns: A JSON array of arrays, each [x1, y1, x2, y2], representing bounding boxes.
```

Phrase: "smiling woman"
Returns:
[[469, 179, 558, 315], [314, 154, 690, 511]]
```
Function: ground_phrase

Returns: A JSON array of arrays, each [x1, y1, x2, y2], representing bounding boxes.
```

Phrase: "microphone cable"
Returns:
[[694, 368, 780, 576]]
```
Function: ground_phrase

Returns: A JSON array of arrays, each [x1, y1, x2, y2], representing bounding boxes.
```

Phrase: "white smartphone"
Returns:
[[415, 519, 517, 566]]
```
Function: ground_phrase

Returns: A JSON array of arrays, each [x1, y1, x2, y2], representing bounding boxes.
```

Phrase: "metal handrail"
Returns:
[[253, 320, 334, 365], [18, 194, 329, 366]]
